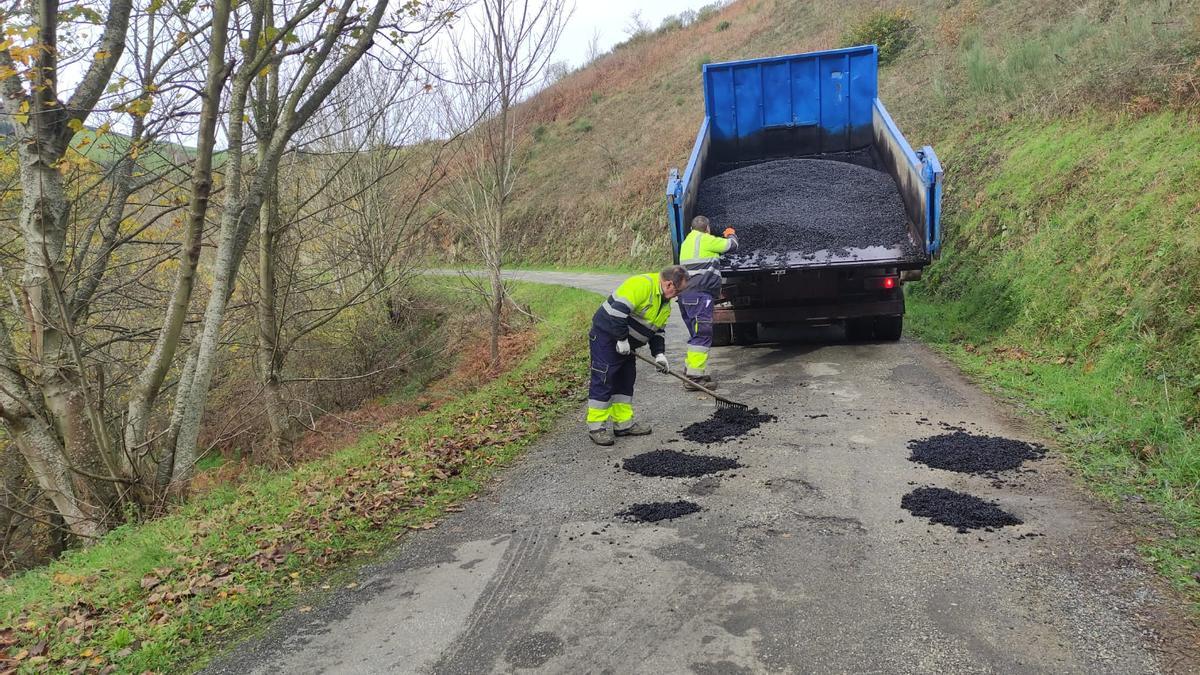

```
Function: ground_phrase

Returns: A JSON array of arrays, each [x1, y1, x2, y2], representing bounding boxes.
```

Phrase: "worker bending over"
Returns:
[[677, 215, 738, 390], [587, 266, 690, 446]]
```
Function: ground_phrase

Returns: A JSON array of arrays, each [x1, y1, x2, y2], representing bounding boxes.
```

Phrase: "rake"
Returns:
[[633, 351, 747, 410]]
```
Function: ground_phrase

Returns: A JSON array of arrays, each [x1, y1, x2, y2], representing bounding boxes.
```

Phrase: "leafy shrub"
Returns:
[[590, 91, 602, 104], [715, 20, 731, 32], [696, 3, 720, 23], [842, 8, 916, 66], [658, 15, 684, 34], [532, 124, 547, 141], [571, 118, 594, 133], [696, 54, 713, 72]]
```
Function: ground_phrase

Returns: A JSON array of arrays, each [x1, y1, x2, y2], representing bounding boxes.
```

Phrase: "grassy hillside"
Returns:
[[503, 0, 1197, 268], [502, 0, 1200, 597]]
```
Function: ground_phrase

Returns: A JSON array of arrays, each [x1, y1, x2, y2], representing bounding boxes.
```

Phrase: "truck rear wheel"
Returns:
[[875, 315, 903, 341], [712, 323, 732, 347], [732, 322, 758, 345], [845, 318, 874, 342]]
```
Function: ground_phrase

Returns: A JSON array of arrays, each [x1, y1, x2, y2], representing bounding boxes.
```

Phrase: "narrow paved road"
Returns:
[[208, 271, 1195, 674]]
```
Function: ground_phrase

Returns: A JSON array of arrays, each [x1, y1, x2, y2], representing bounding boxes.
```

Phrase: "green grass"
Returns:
[[0, 282, 600, 673], [909, 110, 1200, 604]]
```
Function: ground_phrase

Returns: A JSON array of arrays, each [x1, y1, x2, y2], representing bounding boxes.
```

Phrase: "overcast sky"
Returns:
[[554, 0, 718, 67]]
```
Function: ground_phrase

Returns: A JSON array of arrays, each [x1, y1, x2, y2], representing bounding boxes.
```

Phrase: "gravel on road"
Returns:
[[617, 501, 702, 523], [901, 487, 1023, 533], [622, 449, 741, 478], [908, 432, 1046, 475], [695, 158, 919, 264], [680, 407, 776, 444]]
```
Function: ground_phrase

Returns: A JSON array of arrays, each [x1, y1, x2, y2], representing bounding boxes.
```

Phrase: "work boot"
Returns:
[[683, 374, 716, 391], [588, 428, 615, 446], [614, 422, 652, 437]]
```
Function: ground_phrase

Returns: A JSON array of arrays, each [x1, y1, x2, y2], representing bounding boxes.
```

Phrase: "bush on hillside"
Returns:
[[658, 15, 684, 34], [716, 20, 731, 32], [571, 118, 594, 133], [842, 8, 916, 66], [696, 3, 721, 23]]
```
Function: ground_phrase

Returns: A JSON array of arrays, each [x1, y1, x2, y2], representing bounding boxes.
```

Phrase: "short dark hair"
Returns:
[[691, 216, 711, 232], [660, 265, 689, 288]]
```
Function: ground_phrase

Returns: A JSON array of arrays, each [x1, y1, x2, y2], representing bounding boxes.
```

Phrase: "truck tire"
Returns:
[[732, 322, 758, 345], [712, 323, 732, 347], [845, 318, 874, 342], [875, 315, 903, 341]]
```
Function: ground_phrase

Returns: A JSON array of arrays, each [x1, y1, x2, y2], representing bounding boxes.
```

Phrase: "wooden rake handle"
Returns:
[[632, 350, 745, 408]]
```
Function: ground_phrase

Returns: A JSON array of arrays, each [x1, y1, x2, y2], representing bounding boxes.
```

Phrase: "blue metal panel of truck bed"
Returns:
[[666, 46, 943, 271]]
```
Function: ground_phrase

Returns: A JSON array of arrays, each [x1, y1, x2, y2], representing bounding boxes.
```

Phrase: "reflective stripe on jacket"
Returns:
[[591, 273, 671, 356], [679, 230, 737, 295]]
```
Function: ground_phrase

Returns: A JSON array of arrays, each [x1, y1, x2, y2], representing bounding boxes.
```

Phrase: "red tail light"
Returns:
[[883, 277, 896, 289]]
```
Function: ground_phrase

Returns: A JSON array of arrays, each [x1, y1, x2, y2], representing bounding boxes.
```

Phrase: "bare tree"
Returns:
[[249, 44, 451, 455], [624, 10, 648, 39], [163, 0, 460, 489], [0, 0, 457, 544], [442, 0, 569, 369], [0, 0, 143, 540], [585, 28, 603, 63]]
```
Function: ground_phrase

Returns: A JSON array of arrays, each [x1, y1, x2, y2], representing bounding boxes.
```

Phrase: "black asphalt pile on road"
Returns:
[[696, 158, 919, 264], [618, 500, 702, 523], [901, 487, 1022, 533], [908, 432, 1046, 474], [679, 407, 776, 444], [622, 449, 741, 478]]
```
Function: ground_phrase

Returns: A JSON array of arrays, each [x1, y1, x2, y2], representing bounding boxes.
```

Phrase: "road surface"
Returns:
[[207, 271, 1196, 674]]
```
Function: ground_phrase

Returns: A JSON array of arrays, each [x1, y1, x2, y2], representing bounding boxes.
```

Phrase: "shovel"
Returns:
[[633, 351, 747, 410]]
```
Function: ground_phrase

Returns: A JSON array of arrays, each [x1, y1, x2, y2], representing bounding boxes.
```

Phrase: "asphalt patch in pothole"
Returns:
[[622, 449, 741, 478], [618, 500, 702, 523], [908, 431, 1045, 475], [901, 487, 1022, 533], [679, 407, 776, 444]]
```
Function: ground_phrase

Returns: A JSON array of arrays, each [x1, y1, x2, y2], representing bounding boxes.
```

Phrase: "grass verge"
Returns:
[[906, 112, 1200, 606], [0, 281, 599, 673], [909, 294, 1200, 608]]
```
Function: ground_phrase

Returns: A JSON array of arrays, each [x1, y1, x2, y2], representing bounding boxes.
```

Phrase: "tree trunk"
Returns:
[[489, 263, 503, 368], [256, 185, 293, 457], [126, 0, 231, 475], [0, 320, 104, 541]]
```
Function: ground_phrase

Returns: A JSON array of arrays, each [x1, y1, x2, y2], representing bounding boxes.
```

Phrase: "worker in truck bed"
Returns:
[[587, 266, 690, 446], [678, 215, 738, 390]]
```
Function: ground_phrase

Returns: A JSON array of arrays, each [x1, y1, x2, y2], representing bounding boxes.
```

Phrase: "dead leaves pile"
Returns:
[[1, 342, 586, 673]]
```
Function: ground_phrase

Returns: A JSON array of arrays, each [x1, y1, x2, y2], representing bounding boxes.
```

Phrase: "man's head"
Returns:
[[691, 215, 711, 233], [659, 265, 688, 299]]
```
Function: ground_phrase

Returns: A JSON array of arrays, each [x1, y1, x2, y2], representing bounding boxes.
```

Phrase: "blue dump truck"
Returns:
[[666, 46, 943, 344]]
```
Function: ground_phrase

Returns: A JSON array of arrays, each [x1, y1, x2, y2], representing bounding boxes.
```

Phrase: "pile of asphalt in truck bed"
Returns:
[[622, 449, 741, 478], [908, 432, 1046, 474], [618, 500, 702, 523], [696, 158, 918, 263], [679, 407, 776, 444], [901, 487, 1022, 532]]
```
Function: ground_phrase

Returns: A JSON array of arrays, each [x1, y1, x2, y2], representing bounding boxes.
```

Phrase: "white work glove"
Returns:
[[654, 352, 669, 374], [615, 339, 631, 355]]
